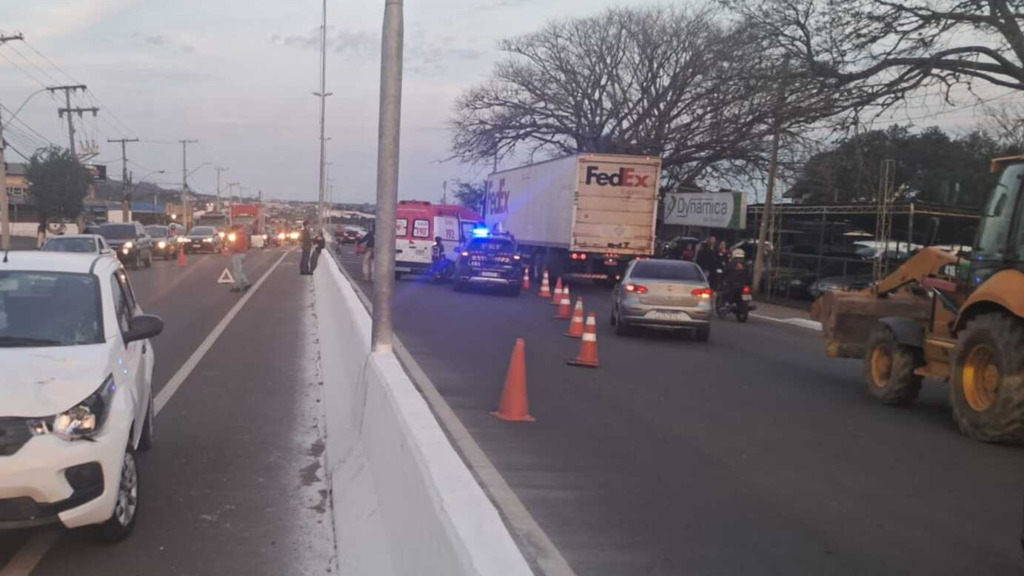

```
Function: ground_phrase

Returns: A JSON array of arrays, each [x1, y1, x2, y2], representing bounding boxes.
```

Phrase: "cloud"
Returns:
[[270, 27, 375, 55], [136, 33, 195, 54], [24, 0, 137, 39], [406, 36, 487, 75]]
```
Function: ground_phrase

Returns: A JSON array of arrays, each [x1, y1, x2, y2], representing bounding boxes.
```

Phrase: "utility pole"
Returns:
[[108, 138, 139, 222], [47, 85, 95, 159], [314, 0, 332, 231], [215, 166, 228, 212], [0, 35, 23, 250], [372, 0, 404, 352], [752, 60, 788, 296], [179, 140, 197, 230]]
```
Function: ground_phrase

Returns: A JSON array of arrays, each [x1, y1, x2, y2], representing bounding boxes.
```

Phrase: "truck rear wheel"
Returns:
[[863, 326, 923, 406], [951, 313, 1024, 443]]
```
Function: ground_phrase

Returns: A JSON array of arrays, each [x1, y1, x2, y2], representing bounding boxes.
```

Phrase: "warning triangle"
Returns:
[[217, 268, 235, 284]]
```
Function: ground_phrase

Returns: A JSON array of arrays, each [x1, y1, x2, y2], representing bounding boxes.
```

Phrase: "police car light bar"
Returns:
[[472, 227, 490, 238]]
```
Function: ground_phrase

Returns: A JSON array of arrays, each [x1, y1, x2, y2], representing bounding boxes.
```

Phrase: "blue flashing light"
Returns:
[[472, 227, 490, 238]]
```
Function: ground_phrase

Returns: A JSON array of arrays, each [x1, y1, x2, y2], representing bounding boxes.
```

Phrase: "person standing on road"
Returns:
[[712, 241, 730, 290], [299, 221, 313, 275], [309, 230, 326, 273], [696, 236, 717, 275], [359, 225, 375, 281], [228, 225, 251, 292]]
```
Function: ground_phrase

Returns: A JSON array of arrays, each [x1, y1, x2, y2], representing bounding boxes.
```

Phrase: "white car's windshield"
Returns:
[[41, 238, 97, 253], [190, 227, 216, 236], [0, 272, 103, 347]]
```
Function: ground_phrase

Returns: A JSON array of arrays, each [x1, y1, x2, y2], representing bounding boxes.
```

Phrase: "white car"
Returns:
[[0, 252, 163, 541], [40, 234, 114, 256]]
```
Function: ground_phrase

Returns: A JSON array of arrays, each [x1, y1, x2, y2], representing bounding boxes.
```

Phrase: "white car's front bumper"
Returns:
[[0, 411, 131, 530]]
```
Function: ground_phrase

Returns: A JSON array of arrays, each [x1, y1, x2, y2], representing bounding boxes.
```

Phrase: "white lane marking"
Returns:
[[0, 529, 60, 576], [155, 250, 291, 415], [750, 313, 822, 331], [331, 250, 578, 576]]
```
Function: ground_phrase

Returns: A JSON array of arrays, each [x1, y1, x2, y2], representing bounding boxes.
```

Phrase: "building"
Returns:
[[4, 162, 29, 198]]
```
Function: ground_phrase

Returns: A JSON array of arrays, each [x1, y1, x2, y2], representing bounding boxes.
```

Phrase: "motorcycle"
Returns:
[[716, 284, 755, 322]]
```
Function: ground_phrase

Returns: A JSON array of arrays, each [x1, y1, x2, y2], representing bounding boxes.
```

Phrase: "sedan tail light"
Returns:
[[742, 285, 752, 295], [625, 283, 648, 294], [691, 288, 713, 299]]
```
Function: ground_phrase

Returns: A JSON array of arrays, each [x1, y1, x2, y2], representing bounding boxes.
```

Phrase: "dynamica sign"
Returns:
[[663, 192, 747, 229]]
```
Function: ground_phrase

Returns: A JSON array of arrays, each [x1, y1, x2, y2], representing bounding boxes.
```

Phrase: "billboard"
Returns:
[[86, 164, 107, 182], [663, 191, 747, 229]]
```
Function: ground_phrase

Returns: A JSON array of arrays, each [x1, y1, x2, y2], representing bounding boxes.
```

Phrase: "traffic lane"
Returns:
[[125, 248, 287, 394], [32, 249, 334, 575], [336, 247, 1024, 576]]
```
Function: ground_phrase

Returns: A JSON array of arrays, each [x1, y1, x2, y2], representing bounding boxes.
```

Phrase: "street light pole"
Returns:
[[179, 140, 197, 230], [371, 0, 404, 353]]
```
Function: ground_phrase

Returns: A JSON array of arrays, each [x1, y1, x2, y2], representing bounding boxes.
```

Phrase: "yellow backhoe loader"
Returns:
[[812, 156, 1024, 442]]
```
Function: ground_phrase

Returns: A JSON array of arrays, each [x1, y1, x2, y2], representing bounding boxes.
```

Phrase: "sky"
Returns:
[[0, 0, 1016, 205]]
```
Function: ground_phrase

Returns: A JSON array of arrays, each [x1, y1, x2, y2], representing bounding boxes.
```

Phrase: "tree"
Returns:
[[451, 181, 486, 213], [788, 126, 1005, 206], [27, 147, 91, 221], [723, 0, 1024, 112], [450, 7, 817, 188]]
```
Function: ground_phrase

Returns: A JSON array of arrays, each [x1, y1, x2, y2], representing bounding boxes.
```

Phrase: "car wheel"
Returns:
[[509, 285, 521, 297], [614, 315, 631, 336], [95, 445, 139, 543], [694, 326, 711, 342], [453, 281, 465, 293], [138, 396, 154, 451]]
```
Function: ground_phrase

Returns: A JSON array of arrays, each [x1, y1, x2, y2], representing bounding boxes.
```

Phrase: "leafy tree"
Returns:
[[27, 147, 91, 221], [452, 181, 485, 213], [789, 126, 1006, 206]]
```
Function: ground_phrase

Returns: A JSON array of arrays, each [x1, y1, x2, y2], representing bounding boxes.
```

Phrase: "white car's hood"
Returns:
[[0, 344, 111, 418]]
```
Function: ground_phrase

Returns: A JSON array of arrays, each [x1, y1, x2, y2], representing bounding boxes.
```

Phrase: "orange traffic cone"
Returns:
[[538, 270, 551, 298], [554, 286, 572, 319], [522, 268, 531, 291], [177, 245, 187, 267], [492, 338, 535, 422], [550, 278, 563, 305], [564, 297, 585, 337], [568, 313, 599, 368]]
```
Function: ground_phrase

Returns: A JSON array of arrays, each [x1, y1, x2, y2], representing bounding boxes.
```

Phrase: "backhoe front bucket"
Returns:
[[811, 290, 931, 359]]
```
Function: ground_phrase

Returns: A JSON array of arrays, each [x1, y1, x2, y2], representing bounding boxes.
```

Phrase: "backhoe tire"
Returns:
[[950, 313, 1024, 443], [863, 326, 923, 406]]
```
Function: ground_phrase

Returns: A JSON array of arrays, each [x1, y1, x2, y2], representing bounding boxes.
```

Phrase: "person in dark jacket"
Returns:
[[695, 236, 717, 275], [299, 221, 313, 275], [309, 230, 326, 273], [359, 225, 375, 281]]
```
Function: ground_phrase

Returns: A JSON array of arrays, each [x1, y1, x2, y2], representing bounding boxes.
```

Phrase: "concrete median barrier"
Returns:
[[314, 253, 534, 576]]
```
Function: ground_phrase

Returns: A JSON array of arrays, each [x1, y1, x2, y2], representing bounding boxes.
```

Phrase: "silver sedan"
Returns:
[[611, 259, 713, 341]]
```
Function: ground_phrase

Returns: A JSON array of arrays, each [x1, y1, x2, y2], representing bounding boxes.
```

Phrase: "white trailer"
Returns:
[[485, 153, 661, 281]]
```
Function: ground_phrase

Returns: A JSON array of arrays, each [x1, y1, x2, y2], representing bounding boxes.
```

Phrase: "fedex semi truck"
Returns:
[[485, 153, 661, 281]]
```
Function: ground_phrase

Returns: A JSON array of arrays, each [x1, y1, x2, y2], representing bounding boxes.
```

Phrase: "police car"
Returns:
[[452, 229, 524, 296]]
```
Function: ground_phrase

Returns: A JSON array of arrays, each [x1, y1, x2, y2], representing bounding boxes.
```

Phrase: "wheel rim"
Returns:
[[962, 344, 1000, 412], [114, 452, 138, 527], [870, 346, 892, 388]]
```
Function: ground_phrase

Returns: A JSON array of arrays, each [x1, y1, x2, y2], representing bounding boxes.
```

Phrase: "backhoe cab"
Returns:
[[812, 156, 1024, 442]]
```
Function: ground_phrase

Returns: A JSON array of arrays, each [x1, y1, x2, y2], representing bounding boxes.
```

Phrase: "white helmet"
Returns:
[[731, 249, 745, 259]]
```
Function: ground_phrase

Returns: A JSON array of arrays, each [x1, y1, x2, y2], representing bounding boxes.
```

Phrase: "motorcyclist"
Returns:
[[719, 248, 750, 304]]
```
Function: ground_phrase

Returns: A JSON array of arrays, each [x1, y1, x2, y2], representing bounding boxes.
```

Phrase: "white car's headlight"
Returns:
[[158, 241, 167, 249], [177, 236, 188, 243], [123, 241, 134, 249], [203, 237, 213, 243], [31, 376, 117, 441], [228, 232, 238, 243]]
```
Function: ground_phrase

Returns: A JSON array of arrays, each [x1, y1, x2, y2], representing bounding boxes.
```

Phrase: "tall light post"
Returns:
[[1, 87, 50, 250], [137, 170, 166, 215], [371, 0, 404, 352]]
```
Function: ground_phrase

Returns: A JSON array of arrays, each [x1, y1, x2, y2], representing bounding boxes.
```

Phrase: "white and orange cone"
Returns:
[[564, 297, 585, 338], [554, 286, 572, 319], [522, 268, 531, 291], [538, 270, 552, 298], [568, 313, 599, 367], [492, 338, 535, 422], [550, 277, 564, 305]]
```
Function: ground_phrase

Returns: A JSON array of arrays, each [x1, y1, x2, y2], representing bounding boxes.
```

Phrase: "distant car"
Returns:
[[452, 233, 524, 295], [97, 223, 154, 270], [809, 274, 874, 299], [339, 227, 363, 244], [168, 223, 185, 237], [0, 252, 163, 540], [611, 259, 713, 341], [41, 234, 113, 256], [144, 226, 178, 260], [185, 226, 222, 254]]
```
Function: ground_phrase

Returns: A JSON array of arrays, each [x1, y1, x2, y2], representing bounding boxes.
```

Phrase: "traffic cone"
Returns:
[[550, 278, 563, 305], [554, 286, 572, 319], [492, 338, 535, 422], [564, 297, 585, 337], [177, 245, 187, 267], [522, 268, 531, 291], [538, 270, 552, 298], [568, 313, 600, 368]]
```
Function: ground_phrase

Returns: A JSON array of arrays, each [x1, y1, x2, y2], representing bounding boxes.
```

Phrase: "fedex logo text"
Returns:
[[584, 166, 651, 188]]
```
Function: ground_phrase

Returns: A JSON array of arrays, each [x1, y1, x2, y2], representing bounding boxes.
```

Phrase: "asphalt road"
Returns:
[[336, 245, 1024, 576], [0, 247, 335, 575]]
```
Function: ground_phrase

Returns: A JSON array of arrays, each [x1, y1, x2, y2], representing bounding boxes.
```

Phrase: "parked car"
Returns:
[[451, 232, 524, 295], [809, 274, 875, 299], [185, 226, 223, 254], [41, 234, 113, 256], [0, 252, 163, 540], [144, 225, 178, 260], [97, 222, 154, 270], [611, 259, 713, 341]]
